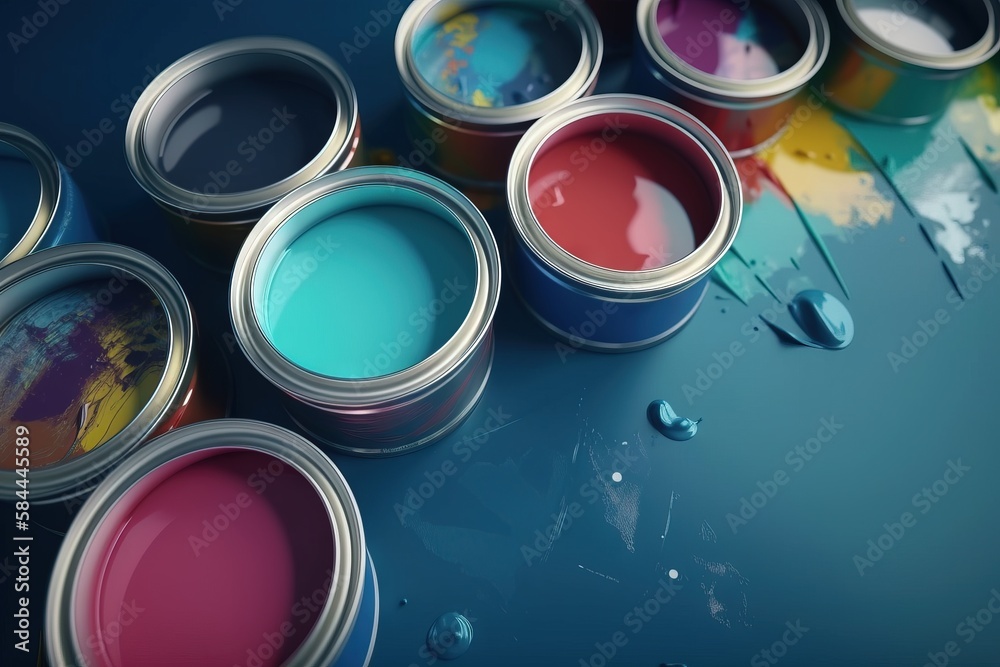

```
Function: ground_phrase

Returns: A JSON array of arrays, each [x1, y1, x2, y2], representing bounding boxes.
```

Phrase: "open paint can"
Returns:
[[507, 94, 742, 351], [45, 419, 378, 667], [0, 123, 99, 268], [230, 166, 501, 456], [633, 0, 830, 156], [0, 243, 226, 507], [824, 0, 1000, 123], [395, 0, 603, 187], [125, 37, 362, 270]]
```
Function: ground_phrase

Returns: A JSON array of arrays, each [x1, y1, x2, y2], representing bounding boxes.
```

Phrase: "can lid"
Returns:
[[125, 37, 360, 219], [0, 123, 61, 268]]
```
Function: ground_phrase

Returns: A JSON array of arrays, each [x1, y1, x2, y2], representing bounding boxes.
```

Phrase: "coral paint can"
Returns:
[[125, 37, 362, 270], [824, 0, 1000, 123], [632, 0, 830, 156], [395, 0, 603, 188], [0, 243, 226, 505], [230, 166, 501, 456], [507, 95, 742, 351], [45, 419, 378, 667], [0, 123, 100, 268]]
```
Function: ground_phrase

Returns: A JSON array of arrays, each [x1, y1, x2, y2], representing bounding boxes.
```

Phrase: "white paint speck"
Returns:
[[668, 569, 679, 580], [611, 472, 623, 483]]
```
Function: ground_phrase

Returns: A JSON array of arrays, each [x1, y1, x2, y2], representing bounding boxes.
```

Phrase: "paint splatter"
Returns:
[[694, 556, 751, 629], [700, 521, 717, 543], [427, 612, 474, 659], [763, 289, 855, 350], [0, 279, 168, 469], [589, 442, 643, 553], [646, 400, 700, 441], [949, 65, 1000, 179]]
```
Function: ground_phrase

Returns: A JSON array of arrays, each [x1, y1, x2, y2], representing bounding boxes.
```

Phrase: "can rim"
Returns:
[[124, 36, 360, 218], [636, 0, 830, 100], [230, 166, 501, 407], [837, 0, 1000, 70], [0, 243, 196, 501], [507, 94, 742, 299], [395, 0, 604, 128], [44, 419, 366, 667], [0, 123, 61, 268]]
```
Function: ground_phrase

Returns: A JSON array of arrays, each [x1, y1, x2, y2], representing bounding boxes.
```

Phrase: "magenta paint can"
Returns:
[[632, 0, 830, 156], [45, 419, 379, 667]]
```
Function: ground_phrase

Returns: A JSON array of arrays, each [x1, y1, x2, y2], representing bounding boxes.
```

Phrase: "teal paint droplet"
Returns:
[[427, 612, 473, 660], [647, 400, 701, 441], [764, 289, 854, 350]]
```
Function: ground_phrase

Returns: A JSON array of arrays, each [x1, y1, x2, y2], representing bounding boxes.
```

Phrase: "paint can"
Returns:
[[45, 419, 378, 667], [632, 0, 830, 156], [230, 166, 501, 456], [125, 37, 362, 270], [0, 123, 100, 268], [507, 94, 742, 351], [0, 243, 227, 507], [394, 0, 603, 188], [823, 0, 1000, 123]]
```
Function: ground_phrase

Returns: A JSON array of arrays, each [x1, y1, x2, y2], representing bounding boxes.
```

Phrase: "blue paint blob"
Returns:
[[764, 289, 855, 350], [411, 7, 579, 107], [647, 400, 700, 441], [0, 143, 41, 257], [426, 611, 473, 660]]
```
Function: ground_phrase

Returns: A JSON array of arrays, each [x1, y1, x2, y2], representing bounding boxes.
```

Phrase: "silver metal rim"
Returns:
[[395, 0, 604, 128], [125, 36, 360, 217], [44, 419, 366, 667], [230, 166, 501, 407], [637, 0, 830, 99], [0, 123, 60, 268], [0, 243, 195, 502], [507, 94, 742, 300], [838, 0, 1000, 69]]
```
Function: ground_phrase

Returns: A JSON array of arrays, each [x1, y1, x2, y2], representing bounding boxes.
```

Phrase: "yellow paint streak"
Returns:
[[763, 108, 894, 227]]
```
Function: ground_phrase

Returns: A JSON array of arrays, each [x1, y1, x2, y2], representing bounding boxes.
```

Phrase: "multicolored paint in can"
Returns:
[[394, 0, 604, 187], [824, 0, 1000, 123], [230, 166, 501, 456], [0, 243, 226, 504], [632, 0, 830, 156], [125, 37, 362, 270], [507, 95, 742, 351], [0, 123, 99, 268], [45, 419, 378, 667]]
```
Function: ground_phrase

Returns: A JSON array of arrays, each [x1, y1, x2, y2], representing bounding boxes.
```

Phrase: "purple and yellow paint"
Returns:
[[0, 279, 168, 469]]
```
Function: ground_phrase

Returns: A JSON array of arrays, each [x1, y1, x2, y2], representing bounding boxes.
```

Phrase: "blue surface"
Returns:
[[1, 1, 1000, 666]]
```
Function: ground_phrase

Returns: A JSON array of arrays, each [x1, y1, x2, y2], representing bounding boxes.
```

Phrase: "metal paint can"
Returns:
[[507, 95, 742, 351], [632, 0, 830, 156], [0, 123, 99, 268], [125, 37, 362, 270], [230, 166, 501, 457], [823, 0, 1000, 123], [0, 243, 226, 506], [45, 419, 378, 667], [394, 0, 604, 188]]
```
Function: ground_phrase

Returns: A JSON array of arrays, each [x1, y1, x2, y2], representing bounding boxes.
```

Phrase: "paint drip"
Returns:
[[427, 612, 473, 660], [764, 289, 854, 350], [646, 400, 700, 441]]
